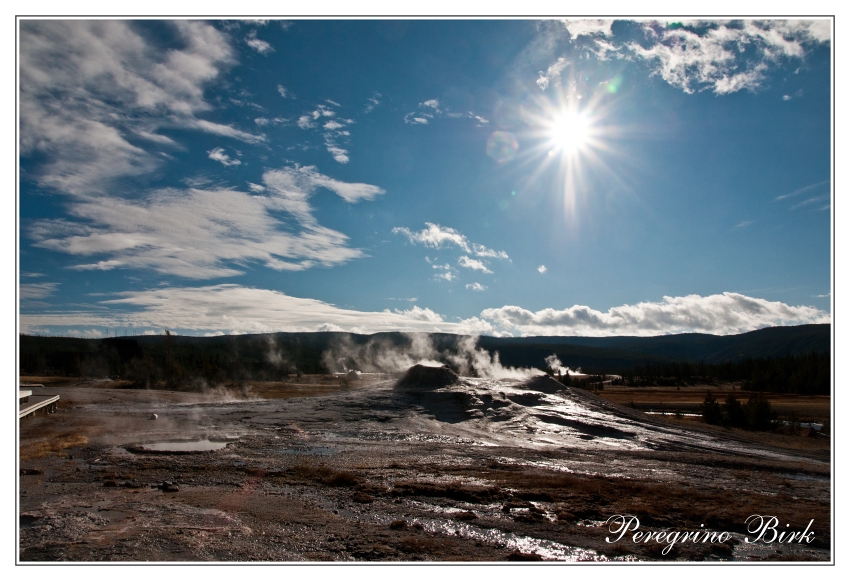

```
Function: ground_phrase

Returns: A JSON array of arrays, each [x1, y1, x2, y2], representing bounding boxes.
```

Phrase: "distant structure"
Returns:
[[19, 384, 60, 419]]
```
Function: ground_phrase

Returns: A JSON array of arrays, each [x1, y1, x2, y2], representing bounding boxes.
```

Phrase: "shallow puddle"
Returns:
[[138, 439, 230, 452]]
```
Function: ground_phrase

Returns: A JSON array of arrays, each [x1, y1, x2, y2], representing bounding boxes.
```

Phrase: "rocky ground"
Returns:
[[18, 369, 831, 562]]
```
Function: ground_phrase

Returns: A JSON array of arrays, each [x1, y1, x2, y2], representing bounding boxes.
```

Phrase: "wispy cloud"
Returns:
[[537, 56, 569, 90], [790, 195, 829, 210], [392, 223, 508, 260], [19, 284, 494, 336], [775, 180, 830, 201], [364, 92, 382, 113], [20, 282, 60, 300], [182, 118, 266, 144], [481, 292, 829, 337], [735, 220, 753, 228], [404, 98, 489, 126], [561, 19, 615, 40], [20, 289, 829, 338], [245, 30, 274, 54], [277, 84, 292, 98], [207, 147, 241, 166], [296, 102, 354, 163], [553, 20, 830, 95], [466, 282, 487, 291], [29, 166, 385, 279], [538, 265, 547, 274], [458, 256, 493, 274], [19, 20, 267, 196]]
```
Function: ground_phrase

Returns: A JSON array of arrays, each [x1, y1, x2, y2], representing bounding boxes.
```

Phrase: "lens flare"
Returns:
[[486, 131, 519, 163]]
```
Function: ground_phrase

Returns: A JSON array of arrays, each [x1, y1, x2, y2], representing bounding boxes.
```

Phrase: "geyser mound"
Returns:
[[518, 374, 566, 394], [395, 364, 462, 390]]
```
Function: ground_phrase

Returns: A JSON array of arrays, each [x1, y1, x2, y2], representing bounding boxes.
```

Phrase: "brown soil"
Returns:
[[19, 377, 831, 562]]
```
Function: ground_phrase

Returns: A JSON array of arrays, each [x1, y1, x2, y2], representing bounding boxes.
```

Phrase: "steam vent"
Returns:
[[395, 364, 462, 389]]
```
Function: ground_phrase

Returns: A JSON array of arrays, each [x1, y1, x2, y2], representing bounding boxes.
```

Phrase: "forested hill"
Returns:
[[20, 324, 829, 382], [479, 324, 830, 365]]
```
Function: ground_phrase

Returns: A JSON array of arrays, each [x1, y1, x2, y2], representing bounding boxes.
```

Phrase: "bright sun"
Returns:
[[550, 110, 591, 153]]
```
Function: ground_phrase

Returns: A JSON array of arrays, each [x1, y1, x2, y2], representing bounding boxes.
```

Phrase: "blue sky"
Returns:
[[18, 18, 833, 337]]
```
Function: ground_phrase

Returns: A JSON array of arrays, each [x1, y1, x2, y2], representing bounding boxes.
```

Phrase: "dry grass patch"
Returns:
[[20, 430, 89, 460]]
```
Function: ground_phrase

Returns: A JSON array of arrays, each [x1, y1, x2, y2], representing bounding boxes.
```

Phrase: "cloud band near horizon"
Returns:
[[20, 286, 829, 339]]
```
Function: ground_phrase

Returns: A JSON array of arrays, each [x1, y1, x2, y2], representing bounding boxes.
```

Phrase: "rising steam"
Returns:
[[322, 333, 543, 379], [544, 354, 581, 376]]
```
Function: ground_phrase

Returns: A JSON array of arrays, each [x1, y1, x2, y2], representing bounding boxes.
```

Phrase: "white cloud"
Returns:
[[435, 271, 456, 282], [19, 284, 492, 336], [394, 305, 444, 323], [325, 144, 350, 164], [735, 220, 753, 228], [277, 84, 291, 98], [71, 260, 125, 271], [630, 21, 829, 95], [364, 92, 382, 113], [20, 282, 60, 300], [472, 244, 510, 260], [393, 223, 509, 261], [550, 20, 830, 96], [405, 99, 488, 126], [775, 180, 830, 201], [296, 103, 354, 163], [137, 131, 178, 146], [19, 288, 827, 339], [254, 117, 270, 126], [466, 283, 486, 292], [19, 20, 266, 195], [405, 115, 429, 125], [207, 147, 241, 166], [538, 265, 547, 273], [247, 182, 266, 192], [287, 165, 385, 202], [394, 223, 471, 251], [536, 56, 569, 90], [29, 166, 384, 279], [458, 256, 492, 274], [245, 31, 274, 54], [181, 118, 266, 144], [480, 292, 829, 337], [562, 19, 615, 39], [790, 195, 830, 211]]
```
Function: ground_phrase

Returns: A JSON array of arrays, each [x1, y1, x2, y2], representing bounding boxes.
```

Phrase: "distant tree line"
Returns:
[[700, 392, 777, 430], [19, 334, 326, 388], [19, 334, 830, 395], [616, 352, 829, 395]]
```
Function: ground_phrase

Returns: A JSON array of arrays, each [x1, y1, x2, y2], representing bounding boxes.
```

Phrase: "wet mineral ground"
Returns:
[[18, 369, 831, 562]]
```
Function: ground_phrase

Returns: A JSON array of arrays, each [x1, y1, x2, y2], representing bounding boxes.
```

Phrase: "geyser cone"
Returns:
[[395, 364, 461, 390], [516, 374, 565, 394]]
